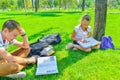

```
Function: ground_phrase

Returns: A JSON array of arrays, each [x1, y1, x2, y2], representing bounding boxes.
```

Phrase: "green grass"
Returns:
[[0, 10, 120, 80]]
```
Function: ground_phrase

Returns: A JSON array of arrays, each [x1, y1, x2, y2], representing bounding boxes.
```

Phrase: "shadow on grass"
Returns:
[[49, 33, 99, 79], [28, 27, 54, 41], [30, 32, 99, 80], [3, 11, 82, 18], [0, 32, 99, 80], [0, 17, 15, 20], [56, 47, 98, 79], [4, 12, 61, 17]]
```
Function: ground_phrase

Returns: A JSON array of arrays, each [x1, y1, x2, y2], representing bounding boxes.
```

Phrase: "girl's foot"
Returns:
[[73, 48, 78, 51], [66, 43, 74, 50]]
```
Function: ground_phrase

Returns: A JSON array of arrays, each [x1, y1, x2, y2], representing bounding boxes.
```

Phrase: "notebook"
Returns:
[[77, 37, 100, 48]]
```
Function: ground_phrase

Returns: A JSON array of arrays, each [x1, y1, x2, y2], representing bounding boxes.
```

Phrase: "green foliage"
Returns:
[[0, 0, 120, 11], [0, 10, 120, 80]]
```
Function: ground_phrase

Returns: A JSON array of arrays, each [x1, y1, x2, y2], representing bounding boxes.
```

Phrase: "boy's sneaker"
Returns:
[[5, 71, 26, 78], [66, 43, 74, 50]]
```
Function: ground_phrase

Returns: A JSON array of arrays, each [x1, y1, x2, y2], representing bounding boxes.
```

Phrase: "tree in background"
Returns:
[[82, 0, 85, 11], [93, 0, 107, 41], [48, 0, 55, 9], [17, 0, 24, 9], [0, 0, 119, 11], [35, 0, 39, 12], [58, 0, 61, 10]]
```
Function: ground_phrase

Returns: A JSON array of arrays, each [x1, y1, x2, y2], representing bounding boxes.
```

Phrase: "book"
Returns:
[[36, 56, 59, 75], [77, 37, 100, 48], [40, 45, 55, 56]]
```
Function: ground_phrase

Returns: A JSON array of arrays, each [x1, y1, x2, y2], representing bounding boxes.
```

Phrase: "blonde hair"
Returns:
[[81, 14, 91, 21]]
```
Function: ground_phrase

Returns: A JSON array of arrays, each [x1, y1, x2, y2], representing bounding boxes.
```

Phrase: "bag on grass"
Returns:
[[38, 33, 62, 45], [29, 33, 61, 56], [101, 36, 114, 49], [29, 40, 49, 56]]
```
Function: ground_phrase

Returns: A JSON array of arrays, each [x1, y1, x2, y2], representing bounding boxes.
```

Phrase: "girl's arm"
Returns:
[[71, 30, 84, 42], [87, 32, 91, 38]]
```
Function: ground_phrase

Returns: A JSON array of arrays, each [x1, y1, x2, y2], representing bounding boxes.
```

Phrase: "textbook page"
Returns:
[[36, 56, 58, 75], [77, 37, 99, 48]]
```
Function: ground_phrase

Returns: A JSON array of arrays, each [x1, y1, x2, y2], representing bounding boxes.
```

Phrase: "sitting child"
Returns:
[[66, 14, 101, 52]]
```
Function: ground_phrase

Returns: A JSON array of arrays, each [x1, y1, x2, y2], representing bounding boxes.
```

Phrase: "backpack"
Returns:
[[29, 33, 61, 56], [101, 36, 114, 49], [29, 40, 49, 56], [37, 33, 61, 45]]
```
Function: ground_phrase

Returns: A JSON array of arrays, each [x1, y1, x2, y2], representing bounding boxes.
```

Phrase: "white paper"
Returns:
[[36, 56, 58, 75], [77, 37, 99, 48]]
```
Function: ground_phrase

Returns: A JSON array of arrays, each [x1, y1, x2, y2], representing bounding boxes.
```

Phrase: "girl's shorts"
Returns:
[[73, 41, 79, 45]]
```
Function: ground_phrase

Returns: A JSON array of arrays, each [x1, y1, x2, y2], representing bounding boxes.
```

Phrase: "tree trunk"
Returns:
[[93, 0, 107, 41], [35, 0, 39, 12], [64, 0, 67, 9], [58, 0, 61, 10], [82, 0, 85, 11], [24, 0, 27, 15]]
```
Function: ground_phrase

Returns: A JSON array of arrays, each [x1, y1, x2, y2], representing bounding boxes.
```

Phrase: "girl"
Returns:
[[66, 14, 100, 52]]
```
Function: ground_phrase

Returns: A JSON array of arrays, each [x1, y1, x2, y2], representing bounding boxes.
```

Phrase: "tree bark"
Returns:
[[82, 0, 85, 11], [24, 0, 27, 15], [58, 0, 61, 10], [35, 0, 39, 12], [93, 0, 107, 41]]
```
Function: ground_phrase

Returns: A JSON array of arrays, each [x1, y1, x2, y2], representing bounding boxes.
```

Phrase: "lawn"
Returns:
[[0, 10, 120, 80]]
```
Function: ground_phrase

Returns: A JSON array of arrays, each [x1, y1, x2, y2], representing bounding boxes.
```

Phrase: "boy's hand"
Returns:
[[20, 29, 26, 36], [26, 56, 38, 64], [18, 27, 26, 36]]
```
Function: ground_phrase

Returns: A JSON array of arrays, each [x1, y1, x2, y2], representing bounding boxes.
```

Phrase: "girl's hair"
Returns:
[[81, 14, 91, 21]]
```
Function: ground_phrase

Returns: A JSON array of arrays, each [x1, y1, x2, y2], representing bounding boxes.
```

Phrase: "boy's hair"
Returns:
[[2, 20, 21, 32], [81, 14, 91, 21]]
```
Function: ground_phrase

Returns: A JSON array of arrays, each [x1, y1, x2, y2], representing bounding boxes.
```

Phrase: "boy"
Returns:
[[0, 20, 36, 78]]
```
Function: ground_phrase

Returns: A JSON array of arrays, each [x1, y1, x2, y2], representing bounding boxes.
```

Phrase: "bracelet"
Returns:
[[21, 33, 26, 37]]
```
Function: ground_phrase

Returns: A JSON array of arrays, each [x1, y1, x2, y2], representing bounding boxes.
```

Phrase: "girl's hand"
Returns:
[[80, 39, 87, 43]]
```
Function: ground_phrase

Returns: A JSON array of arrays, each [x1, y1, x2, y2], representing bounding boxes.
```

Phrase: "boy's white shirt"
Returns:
[[0, 31, 17, 50], [0, 31, 9, 50], [74, 25, 91, 40]]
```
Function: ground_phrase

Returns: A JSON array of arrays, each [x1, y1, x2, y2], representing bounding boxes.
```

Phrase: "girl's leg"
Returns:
[[92, 43, 101, 49], [66, 43, 74, 50], [74, 44, 91, 52]]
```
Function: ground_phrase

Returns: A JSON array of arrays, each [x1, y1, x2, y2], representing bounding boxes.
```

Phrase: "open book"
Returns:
[[77, 37, 100, 48], [36, 56, 58, 75]]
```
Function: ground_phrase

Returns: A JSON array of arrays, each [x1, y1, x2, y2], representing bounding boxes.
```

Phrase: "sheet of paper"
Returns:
[[36, 56, 58, 75]]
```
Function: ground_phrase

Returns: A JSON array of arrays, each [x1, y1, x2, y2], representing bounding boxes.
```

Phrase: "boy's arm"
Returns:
[[13, 35, 29, 48], [0, 49, 36, 64], [13, 28, 29, 48]]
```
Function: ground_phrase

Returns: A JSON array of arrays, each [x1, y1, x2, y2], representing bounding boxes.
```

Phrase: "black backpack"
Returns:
[[29, 40, 49, 56], [38, 33, 61, 45], [29, 33, 61, 56]]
